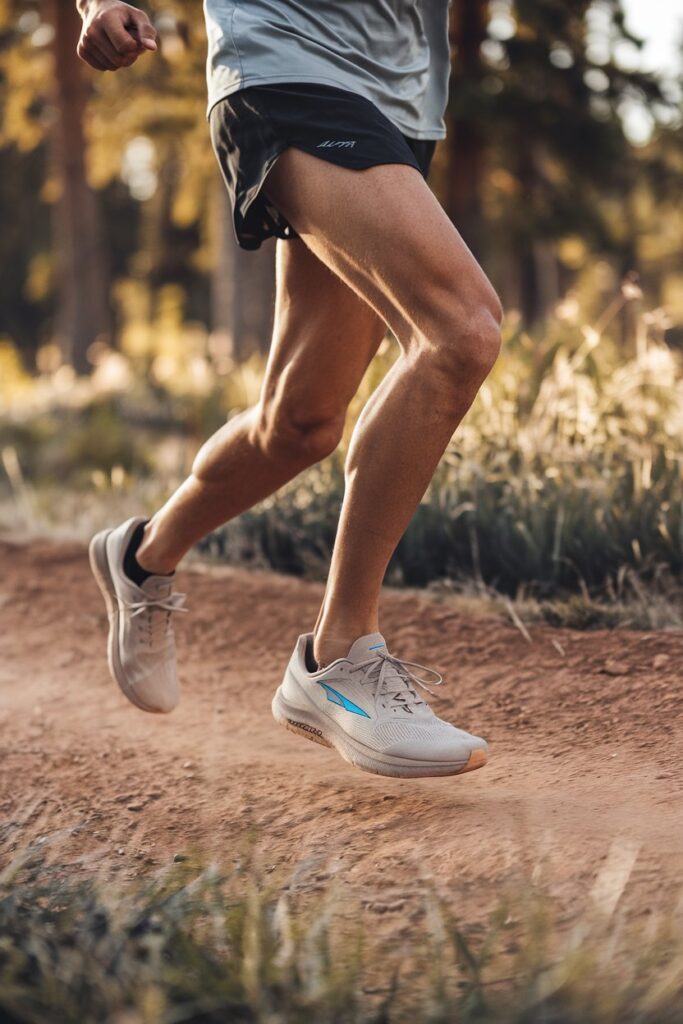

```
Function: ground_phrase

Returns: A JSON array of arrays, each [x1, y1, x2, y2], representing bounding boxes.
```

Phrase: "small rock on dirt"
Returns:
[[601, 659, 631, 676]]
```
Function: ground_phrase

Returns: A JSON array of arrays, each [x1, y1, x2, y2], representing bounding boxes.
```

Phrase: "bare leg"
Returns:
[[264, 154, 503, 666], [135, 239, 386, 574]]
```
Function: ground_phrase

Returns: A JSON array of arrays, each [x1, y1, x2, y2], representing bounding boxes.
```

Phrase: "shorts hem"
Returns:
[[235, 145, 424, 251], [235, 145, 289, 250]]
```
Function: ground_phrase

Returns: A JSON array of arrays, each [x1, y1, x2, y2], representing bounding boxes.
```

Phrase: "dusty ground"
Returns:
[[1, 535, 682, 940]]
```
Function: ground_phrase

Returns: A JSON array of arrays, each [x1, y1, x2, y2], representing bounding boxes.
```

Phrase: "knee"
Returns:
[[450, 303, 502, 381], [413, 278, 503, 385], [254, 397, 346, 464]]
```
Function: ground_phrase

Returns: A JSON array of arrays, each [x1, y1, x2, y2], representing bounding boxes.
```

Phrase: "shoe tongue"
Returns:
[[346, 632, 388, 664], [139, 574, 173, 599]]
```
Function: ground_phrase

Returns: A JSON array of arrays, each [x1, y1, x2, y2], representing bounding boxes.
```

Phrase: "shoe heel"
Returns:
[[89, 530, 115, 618], [272, 687, 332, 749]]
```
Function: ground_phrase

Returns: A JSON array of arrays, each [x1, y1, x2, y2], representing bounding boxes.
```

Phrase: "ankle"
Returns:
[[314, 623, 378, 669], [135, 520, 178, 576]]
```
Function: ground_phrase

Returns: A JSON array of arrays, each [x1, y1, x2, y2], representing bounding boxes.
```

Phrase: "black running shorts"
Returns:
[[209, 83, 437, 251]]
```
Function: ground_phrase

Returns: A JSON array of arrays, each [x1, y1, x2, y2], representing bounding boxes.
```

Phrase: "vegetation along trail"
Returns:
[[2, 535, 682, 940]]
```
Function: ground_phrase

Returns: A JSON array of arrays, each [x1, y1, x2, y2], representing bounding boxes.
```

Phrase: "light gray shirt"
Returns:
[[203, 0, 451, 140]]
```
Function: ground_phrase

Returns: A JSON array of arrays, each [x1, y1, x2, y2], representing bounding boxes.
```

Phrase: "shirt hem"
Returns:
[[205, 74, 447, 141]]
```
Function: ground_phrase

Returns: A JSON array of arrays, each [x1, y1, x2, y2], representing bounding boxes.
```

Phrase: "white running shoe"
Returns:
[[272, 632, 487, 778], [89, 517, 186, 714]]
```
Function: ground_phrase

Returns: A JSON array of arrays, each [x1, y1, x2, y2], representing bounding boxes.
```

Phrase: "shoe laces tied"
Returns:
[[121, 592, 188, 647], [351, 651, 443, 710]]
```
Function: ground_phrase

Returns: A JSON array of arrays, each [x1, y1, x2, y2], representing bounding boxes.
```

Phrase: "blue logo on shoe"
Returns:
[[318, 682, 370, 718]]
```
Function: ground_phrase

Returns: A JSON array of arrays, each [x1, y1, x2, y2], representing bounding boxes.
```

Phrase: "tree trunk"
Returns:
[[210, 177, 236, 350], [210, 175, 276, 362], [444, 0, 488, 260], [233, 243, 275, 360], [516, 143, 561, 329], [208, 177, 238, 371], [49, 0, 110, 372]]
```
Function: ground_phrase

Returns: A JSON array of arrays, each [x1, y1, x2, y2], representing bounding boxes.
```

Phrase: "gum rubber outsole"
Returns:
[[88, 531, 166, 715], [272, 688, 488, 779]]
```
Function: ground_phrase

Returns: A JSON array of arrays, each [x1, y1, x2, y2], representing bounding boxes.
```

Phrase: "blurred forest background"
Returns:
[[1, 0, 682, 620]]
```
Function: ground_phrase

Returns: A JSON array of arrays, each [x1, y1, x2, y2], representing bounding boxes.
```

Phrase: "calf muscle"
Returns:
[[264, 150, 502, 665], [134, 240, 384, 575]]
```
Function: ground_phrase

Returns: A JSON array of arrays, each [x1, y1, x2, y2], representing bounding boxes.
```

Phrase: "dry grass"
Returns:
[[1, 841, 683, 1024], [1, 283, 681, 623]]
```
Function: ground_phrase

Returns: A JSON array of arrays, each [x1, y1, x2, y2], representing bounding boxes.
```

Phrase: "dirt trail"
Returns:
[[1, 535, 682, 936]]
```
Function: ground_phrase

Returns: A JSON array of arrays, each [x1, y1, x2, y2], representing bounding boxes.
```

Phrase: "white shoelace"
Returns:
[[120, 592, 188, 648], [350, 651, 443, 710]]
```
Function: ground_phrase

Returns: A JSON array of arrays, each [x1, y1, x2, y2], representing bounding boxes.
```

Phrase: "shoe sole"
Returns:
[[89, 530, 167, 714], [271, 686, 487, 779]]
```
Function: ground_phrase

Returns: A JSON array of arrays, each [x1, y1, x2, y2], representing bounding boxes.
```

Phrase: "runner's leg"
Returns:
[[135, 239, 386, 574], [263, 151, 502, 667]]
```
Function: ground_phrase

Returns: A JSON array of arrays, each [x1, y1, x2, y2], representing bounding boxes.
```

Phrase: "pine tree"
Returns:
[[446, 0, 674, 324], [48, 0, 111, 371]]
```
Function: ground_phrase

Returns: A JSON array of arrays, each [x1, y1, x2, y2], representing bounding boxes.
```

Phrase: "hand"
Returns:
[[77, 1, 158, 72]]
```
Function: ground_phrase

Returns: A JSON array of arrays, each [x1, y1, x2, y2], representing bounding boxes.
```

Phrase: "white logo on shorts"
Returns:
[[317, 140, 357, 149]]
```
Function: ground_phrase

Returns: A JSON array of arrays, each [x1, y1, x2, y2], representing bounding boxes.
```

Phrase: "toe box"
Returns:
[[375, 720, 488, 764], [120, 654, 179, 713]]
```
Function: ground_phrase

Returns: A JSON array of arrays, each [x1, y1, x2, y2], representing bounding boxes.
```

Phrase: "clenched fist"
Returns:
[[77, 1, 158, 72]]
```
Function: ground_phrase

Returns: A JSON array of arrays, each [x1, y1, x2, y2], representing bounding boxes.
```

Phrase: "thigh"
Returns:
[[264, 150, 502, 344], [260, 237, 387, 418]]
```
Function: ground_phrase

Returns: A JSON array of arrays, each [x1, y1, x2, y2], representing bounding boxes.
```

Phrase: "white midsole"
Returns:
[[272, 682, 470, 772]]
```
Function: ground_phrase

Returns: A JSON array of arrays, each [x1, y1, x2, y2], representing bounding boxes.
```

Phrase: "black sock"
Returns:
[[123, 521, 173, 587]]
